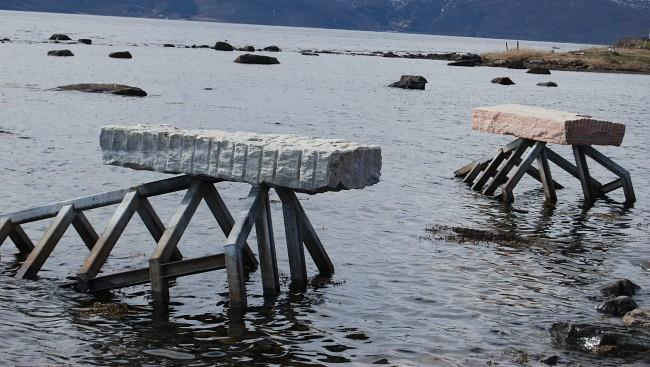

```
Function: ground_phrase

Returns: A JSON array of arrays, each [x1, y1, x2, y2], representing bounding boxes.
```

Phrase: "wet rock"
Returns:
[[383, 51, 399, 58], [537, 82, 558, 87], [191, 44, 211, 49], [600, 279, 641, 297], [234, 54, 279, 65], [448, 60, 477, 67], [47, 49, 74, 57], [301, 51, 319, 56], [456, 53, 482, 63], [597, 296, 638, 316], [109, 51, 132, 59], [263, 45, 281, 52], [506, 60, 527, 69], [527, 67, 551, 74], [491, 77, 515, 85], [238, 45, 255, 52], [55, 83, 147, 97], [540, 355, 559, 365], [214, 41, 234, 51], [163, 43, 175, 47], [551, 321, 650, 358], [623, 308, 650, 327], [388, 75, 427, 90], [1, 37, 11, 42], [78, 38, 92, 45], [49, 33, 71, 41]]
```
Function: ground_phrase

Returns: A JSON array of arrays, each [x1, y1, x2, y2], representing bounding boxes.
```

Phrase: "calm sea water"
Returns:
[[1, 10, 649, 367]]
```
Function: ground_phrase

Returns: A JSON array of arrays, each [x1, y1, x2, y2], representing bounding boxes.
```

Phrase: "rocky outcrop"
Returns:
[[537, 82, 558, 87], [109, 51, 132, 59], [99, 125, 382, 194], [49, 33, 71, 41], [448, 60, 476, 67], [600, 279, 641, 297], [527, 67, 551, 74], [47, 49, 74, 57], [383, 51, 399, 58], [214, 41, 234, 51], [597, 296, 638, 316], [78, 38, 92, 45], [623, 309, 650, 327], [55, 84, 147, 97], [388, 75, 427, 90], [472, 104, 626, 146], [238, 45, 255, 52], [491, 77, 515, 85], [234, 54, 280, 64], [263, 45, 281, 52], [551, 321, 650, 358]]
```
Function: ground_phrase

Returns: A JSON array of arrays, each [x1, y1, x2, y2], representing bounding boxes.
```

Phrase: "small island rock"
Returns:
[[597, 296, 638, 316], [537, 82, 558, 87], [55, 83, 147, 97], [388, 75, 427, 90], [49, 34, 71, 41], [78, 39, 92, 45], [491, 77, 515, 85], [263, 45, 281, 52], [214, 41, 234, 51], [47, 49, 74, 57], [234, 54, 280, 64], [109, 51, 132, 59], [448, 60, 477, 67], [600, 279, 641, 297]]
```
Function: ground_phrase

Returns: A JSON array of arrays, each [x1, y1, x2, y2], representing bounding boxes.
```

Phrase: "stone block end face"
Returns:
[[100, 125, 381, 193], [472, 104, 626, 146]]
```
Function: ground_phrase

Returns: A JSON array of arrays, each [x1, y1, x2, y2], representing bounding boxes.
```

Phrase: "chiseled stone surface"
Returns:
[[472, 104, 626, 146], [100, 125, 382, 193]]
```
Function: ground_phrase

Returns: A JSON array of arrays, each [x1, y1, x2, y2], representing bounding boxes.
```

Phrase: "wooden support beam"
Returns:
[[463, 161, 488, 185], [483, 141, 530, 196], [280, 192, 308, 290], [16, 205, 76, 279], [572, 145, 596, 202], [524, 165, 564, 190], [71, 211, 98, 250], [137, 197, 183, 261], [583, 146, 636, 204], [536, 147, 557, 203], [601, 179, 624, 195], [545, 148, 602, 190], [276, 188, 334, 276], [77, 190, 141, 289], [255, 191, 280, 296], [471, 149, 509, 191], [501, 142, 546, 202], [454, 138, 525, 177], [203, 183, 258, 271], [8, 224, 35, 255], [0, 219, 11, 248], [225, 244, 246, 309]]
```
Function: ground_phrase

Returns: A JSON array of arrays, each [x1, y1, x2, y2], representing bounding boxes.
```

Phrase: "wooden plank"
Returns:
[[501, 142, 546, 202], [536, 148, 557, 203], [81, 254, 226, 292], [0, 219, 11, 247], [71, 211, 99, 250], [77, 190, 141, 289], [572, 145, 596, 202], [137, 197, 183, 261], [225, 244, 246, 308], [462, 161, 487, 184], [524, 165, 564, 190], [15, 205, 76, 279], [471, 149, 508, 191], [546, 148, 602, 190], [276, 188, 334, 276], [8, 224, 35, 254], [483, 141, 530, 196], [454, 138, 525, 177], [203, 183, 258, 270], [583, 146, 636, 204], [255, 191, 280, 296], [2, 175, 196, 225], [281, 193, 308, 290], [601, 179, 624, 195]]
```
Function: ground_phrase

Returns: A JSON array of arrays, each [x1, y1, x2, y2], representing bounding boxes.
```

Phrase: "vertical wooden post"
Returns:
[[255, 191, 280, 296], [16, 205, 76, 279], [572, 145, 595, 202], [225, 244, 246, 309], [281, 193, 308, 290], [149, 258, 169, 316], [536, 148, 557, 203]]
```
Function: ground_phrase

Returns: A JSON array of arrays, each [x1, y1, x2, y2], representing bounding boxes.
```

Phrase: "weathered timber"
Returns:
[[71, 211, 99, 250], [471, 149, 510, 191], [536, 148, 557, 202], [16, 205, 76, 279], [255, 192, 280, 295], [0, 219, 11, 248], [137, 197, 183, 261], [572, 145, 595, 202], [281, 192, 308, 289], [8, 224, 35, 254], [545, 148, 602, 191], [225, 244, 246, 308], [501, 142, 547, 202], [483, 141, 531, 196], [583, 146, 636, 204]]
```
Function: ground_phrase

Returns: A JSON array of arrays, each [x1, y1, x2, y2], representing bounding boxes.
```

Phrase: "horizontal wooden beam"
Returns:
[[81, 254, 226, 292]]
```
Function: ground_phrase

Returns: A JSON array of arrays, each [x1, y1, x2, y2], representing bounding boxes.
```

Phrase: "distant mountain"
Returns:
[[2, 0, 649, 44]]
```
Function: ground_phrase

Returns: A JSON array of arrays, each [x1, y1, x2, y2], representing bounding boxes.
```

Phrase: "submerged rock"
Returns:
[[49, 33, 71, 41], [551, 321, 650, 358], [234, 54, 279, 65], [623, 308, 650, 327], [1, 37, 10, 42], [263, 45, 281, 52], [597, 296, 638, 316], [239, 45, 255, 52], [78, 38, 92, 45], [491, 77, 515, 85], [301, 51, 319, 56], [540, 355, 559, 365], [109, 51, 132, 59], [214, 41, 234, 51], [527, 67, 551, 74], [47, 49, 74, 57], [163, 43, 175, 48], [537, 82, 558, 87], [55, 83, 147, 97], [388, 75, 427, 90], [600, 279, 641, 297]]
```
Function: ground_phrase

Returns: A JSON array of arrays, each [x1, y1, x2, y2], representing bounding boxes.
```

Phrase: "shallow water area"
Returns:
[[1, 10, 650, 366]]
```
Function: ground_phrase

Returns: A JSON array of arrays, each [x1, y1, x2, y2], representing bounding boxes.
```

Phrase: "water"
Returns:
[[1, 10, 649, 366]]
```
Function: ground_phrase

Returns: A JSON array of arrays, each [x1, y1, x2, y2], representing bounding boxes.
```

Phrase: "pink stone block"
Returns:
[[472, 104, 626, 146]]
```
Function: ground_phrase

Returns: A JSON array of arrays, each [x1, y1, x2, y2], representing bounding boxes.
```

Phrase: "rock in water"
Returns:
[[55, 84, 147, 97], [383, 51, 399, 58], [623, 308, 650, 327], [238, 45, 255, 52], [537, 82, 558, 87], [78, 38, 92, 45], [163, 43, 175, 48], [540, 355, 559, 365], [597, 296, 638, 316], [109, 51, 132, 59], [49, 33, 71, 41], [234, 54, 280, 65], [506, 60, 527, 69], [47, 49, 74, 57], [263, 45, 281, 52], [1, 38, 11, 43], [491, 77, 515, 85], [550, 321, 650, 357], [448, 60, 477, 67], [527, 67, 551, 74], [214, 41, 234, 51], [600, 279, 641, 297], [301, 51, 319, 56], [388, 75, 427, 90]]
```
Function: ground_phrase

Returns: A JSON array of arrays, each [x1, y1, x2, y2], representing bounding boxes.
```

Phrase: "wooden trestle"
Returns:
[[0, 175, 334, 313], [455, 138, 636, 205]]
